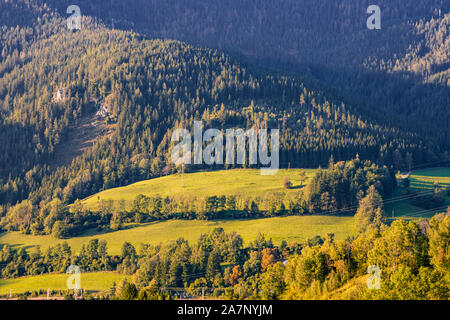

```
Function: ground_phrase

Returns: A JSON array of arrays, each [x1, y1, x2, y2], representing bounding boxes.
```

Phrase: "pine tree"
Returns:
[[206, 250, 221, 282]]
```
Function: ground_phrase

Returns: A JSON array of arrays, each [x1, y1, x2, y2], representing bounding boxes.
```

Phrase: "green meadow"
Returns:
[[0, 215, 354, 255], [82, 168, 317, 210], [1, 167, 449, 256], [409, 167, 450, 189], [0, 272, 125, 295]]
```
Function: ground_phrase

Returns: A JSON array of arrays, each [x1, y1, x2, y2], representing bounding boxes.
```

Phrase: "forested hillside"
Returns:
[[1, 2, 445, 211]]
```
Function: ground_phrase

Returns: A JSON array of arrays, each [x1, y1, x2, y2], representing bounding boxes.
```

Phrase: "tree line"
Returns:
[[1, 210, 448, 300]]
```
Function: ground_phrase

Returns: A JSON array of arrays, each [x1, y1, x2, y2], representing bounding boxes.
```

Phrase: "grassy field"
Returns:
[[385, 167, 450, 220], [82, 169, 317, 210], [0, 215, 354, 255], [0, 272, 125, 295]]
